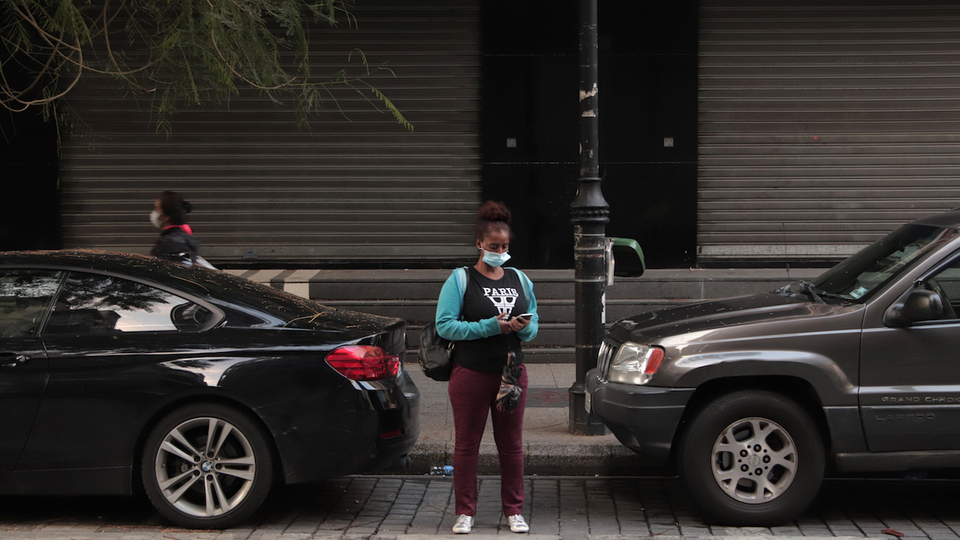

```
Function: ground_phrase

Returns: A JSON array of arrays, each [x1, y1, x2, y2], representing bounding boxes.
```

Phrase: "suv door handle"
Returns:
[[0, 354, 30, 368]]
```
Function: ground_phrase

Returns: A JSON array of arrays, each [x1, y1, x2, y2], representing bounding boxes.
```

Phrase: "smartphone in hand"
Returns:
[[515, 312, 533, 321]]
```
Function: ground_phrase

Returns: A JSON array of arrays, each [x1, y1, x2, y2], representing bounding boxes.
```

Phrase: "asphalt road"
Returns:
[[1, 475, 959, 539]]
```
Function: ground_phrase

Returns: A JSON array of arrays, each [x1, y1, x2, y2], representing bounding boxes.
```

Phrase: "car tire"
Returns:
[[677, 390, 824, 526], [141, 403, 275, 528]]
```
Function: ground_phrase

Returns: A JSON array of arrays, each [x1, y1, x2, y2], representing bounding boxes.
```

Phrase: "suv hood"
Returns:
[[608, 292, 858, 344]]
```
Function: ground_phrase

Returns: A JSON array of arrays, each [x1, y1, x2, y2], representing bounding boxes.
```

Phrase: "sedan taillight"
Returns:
[[326, 346, 400, 381]]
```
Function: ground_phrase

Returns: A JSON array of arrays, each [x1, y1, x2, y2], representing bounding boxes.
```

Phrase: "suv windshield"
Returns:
[[812, 223, 958, 303]]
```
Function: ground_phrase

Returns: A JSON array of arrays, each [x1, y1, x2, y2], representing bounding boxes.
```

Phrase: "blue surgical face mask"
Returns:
[[481, 249, 511, 267]]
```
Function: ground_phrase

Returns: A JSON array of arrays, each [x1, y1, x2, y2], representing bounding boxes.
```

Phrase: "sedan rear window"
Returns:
[[44, 272, 214, 334]]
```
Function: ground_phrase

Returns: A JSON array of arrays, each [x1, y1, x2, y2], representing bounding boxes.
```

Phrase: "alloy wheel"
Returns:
[[711, 416, 797, 504], [153, 416, 257, 518]]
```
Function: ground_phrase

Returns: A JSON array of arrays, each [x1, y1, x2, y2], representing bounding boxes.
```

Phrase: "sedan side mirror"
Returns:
[[883, 288, 944, 327]]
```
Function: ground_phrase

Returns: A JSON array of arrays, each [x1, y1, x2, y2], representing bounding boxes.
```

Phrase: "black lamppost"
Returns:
[[568, 0, 608, 435]]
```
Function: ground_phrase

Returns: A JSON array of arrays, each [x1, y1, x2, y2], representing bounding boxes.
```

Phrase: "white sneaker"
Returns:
[[452, 514, 474, 534], [507, 514, 529, 533]]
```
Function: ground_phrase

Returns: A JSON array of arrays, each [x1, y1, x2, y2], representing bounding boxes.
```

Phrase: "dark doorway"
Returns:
[[0, 52, 61, 251], [481, 1, 698, 269]]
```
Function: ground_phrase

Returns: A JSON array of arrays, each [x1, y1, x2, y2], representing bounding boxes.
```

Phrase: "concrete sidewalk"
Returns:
[[403, 364, 661, 477]]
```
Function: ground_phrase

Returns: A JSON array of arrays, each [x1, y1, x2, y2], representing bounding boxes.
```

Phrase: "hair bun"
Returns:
[[477, 200, 510, 224], [182, 201, 193, 213]]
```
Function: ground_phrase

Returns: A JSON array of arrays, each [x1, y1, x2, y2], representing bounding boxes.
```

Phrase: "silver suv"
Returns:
[[587, 210, 960, 525]]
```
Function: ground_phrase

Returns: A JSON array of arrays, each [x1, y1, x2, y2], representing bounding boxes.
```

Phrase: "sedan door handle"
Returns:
[[0, 354, 30, 368]]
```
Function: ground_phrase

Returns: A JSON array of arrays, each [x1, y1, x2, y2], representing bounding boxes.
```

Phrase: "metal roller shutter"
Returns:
[[58, 0, 481, 266], [698, 0, 960, 263]]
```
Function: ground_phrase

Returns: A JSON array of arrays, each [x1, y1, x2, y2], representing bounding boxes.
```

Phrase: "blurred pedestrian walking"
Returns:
[[149, 190, 204, 267]]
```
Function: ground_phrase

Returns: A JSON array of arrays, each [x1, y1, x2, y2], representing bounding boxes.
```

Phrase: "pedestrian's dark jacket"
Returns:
[[151, 225, 200, 263]]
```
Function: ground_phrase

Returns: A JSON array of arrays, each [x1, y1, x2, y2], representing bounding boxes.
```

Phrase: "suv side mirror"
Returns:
[[883, 288, 944, 327]]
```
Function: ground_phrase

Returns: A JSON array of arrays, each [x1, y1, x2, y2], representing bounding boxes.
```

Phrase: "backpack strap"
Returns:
[[456, 266, 467, 304], [512, 268, 533, 301]]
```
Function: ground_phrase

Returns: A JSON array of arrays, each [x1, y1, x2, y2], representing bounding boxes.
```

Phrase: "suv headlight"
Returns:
[[608, 342, 665, 385]]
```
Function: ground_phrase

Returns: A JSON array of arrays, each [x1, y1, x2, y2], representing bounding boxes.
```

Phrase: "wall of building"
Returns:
[[698, 0, 960, 265], [55, 1, 483, 269], [20, 1, 960, 269]]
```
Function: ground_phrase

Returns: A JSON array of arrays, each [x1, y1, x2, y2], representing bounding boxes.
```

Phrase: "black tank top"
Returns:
[[453, 267, 528, 372]]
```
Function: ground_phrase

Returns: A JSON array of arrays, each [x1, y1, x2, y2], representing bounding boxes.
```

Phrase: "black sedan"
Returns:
[[0, 250, 419, 528]]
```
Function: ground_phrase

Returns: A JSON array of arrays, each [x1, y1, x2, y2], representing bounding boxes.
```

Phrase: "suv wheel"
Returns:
[[677, 390, 824, 526]]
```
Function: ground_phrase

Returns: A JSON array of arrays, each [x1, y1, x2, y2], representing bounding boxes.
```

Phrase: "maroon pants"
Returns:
[[448, 363, 528, 517]]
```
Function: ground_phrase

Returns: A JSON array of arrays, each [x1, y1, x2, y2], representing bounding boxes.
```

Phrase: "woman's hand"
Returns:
[[497, 312, 513, 334], [510, 315, 530, 332], [497, 312, 530, 334]]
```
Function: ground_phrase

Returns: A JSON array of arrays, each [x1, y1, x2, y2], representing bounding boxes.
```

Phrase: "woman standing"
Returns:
[[435, 201, 539, 534], [149, 191, 201, 265]]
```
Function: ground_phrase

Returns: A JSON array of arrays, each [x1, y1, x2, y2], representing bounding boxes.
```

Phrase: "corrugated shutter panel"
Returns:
[[59, 1, 481, 265], [698, 1, 960, 262]]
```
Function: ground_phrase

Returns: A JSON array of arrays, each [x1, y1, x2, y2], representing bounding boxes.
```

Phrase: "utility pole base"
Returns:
[[568, 386, 608, 435]]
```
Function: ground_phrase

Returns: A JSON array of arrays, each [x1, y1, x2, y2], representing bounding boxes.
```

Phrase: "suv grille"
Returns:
[[597, 340, 615, 382]]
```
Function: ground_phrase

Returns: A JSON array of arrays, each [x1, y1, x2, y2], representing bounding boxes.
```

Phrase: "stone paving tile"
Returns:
[[651, 524, 682, 536], [744, 526, 777, 535], [880, 521, 926, 536], [558, 479, 590, 537], [770, 524, 804, 536], [618, 519, 650, 537], [825, 526, 866, 537], [586, 479, 620, 536], [852, 522, 890, 537], [921, 527, 959, 538], [529, 477, 560, 536], [678, 525, 710, 537], [798, 525, 835, 537]]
